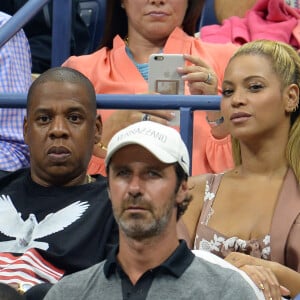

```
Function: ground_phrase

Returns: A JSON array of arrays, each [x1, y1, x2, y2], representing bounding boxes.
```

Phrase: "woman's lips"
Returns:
[[146, 11, 169, 18], [230, 112, 252, 123]]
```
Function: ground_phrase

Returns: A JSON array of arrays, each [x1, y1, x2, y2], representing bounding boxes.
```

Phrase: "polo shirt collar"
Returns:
[[104, 240, 194, 279]]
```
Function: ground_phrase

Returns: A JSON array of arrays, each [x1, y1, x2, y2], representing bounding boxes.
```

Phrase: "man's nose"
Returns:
[[128, 175, 143, 197], [49, 116, 69, 138]]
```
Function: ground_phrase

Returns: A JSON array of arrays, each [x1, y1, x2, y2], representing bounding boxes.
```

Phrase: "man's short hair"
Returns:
[[27, 67, 97, 114]]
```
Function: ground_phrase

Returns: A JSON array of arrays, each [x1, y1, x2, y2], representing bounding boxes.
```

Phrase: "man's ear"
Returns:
[[23, 116, 29, 145], [284, 84, 299, 113], [94, 114, 102, 144], [176, 180, 189, 205]]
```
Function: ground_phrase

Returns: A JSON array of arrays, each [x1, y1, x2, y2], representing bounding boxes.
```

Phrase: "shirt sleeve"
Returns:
[[221, 271, 264, 300], [0, 12, 32, 171]]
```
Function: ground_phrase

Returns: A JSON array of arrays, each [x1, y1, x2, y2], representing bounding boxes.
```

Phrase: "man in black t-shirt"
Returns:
[[0, 67, 117, 298]]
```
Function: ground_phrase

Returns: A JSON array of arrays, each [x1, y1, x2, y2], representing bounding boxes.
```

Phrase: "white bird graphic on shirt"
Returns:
[[0, 194, 89, 253]]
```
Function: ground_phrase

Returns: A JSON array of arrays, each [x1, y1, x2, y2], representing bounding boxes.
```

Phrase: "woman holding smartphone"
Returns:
[[63, 0, 237, 176]]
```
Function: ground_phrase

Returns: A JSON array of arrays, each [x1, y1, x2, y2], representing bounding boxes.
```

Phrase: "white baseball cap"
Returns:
[[105, 121, 190, 176]]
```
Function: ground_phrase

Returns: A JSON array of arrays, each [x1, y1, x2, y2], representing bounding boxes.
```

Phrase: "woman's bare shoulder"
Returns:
[[188, 173, 210, 193]]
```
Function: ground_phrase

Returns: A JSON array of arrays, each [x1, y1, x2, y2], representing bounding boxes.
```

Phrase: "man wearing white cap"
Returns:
[[44, 121, 259, 300]]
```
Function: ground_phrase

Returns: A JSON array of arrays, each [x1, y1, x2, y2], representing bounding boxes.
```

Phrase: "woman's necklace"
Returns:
[[124, 36, 129, 46]]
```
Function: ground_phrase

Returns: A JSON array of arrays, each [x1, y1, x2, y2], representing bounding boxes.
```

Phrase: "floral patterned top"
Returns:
[[193, 173, 271, 260]]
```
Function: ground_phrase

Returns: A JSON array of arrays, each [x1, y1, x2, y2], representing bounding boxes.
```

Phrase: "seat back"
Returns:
[[198, 0, 218, 29], [78, 0, 106, 52]]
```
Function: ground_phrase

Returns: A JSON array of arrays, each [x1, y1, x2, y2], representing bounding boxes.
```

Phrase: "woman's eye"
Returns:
[[221, 88, 233, 97], [249, 83, 263, 92]]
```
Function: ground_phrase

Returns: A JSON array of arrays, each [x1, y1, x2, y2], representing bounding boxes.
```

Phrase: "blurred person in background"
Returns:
[[0, 11, 32, 171]]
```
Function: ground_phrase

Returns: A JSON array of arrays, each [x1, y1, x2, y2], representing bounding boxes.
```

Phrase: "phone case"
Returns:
[[148, 54, 185, 126], [148, 54, 185, 95]]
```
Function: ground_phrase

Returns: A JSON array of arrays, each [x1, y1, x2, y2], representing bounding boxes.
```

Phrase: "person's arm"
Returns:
[[0, 13, 32, 171], [226, 252, 300, 298], [179, 54, 229, 140], [221, 270, 263, 300]]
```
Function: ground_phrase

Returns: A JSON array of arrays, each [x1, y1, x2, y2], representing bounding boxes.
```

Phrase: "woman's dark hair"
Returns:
[[99, 0, 204, 49]]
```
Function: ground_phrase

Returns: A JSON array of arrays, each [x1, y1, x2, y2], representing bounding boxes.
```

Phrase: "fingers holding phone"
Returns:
[[178, 54, 218, 95]]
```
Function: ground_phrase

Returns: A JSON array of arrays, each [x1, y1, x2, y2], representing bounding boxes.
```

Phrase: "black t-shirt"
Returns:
[[0, 168, 118, 275]]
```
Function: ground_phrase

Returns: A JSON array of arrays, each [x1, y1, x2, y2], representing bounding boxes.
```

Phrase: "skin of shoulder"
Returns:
[[181, 174, 208, 242]]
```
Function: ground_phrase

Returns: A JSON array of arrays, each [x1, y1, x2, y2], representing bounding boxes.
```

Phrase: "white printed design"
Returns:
[[195, 234, 225, 252], [201, 180, 215, 226], [0, 195, 89, 253], [195, 234, 271, 259], [204, 181, 215, 202], [261, 235, 271, 259]]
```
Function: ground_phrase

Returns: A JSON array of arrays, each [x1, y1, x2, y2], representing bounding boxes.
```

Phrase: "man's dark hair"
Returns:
[[174, 163, 192, 220]]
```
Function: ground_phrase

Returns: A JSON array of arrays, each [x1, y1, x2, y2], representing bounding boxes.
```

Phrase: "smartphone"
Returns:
[[148, 54, 185, 95], [148, 54, 185, 126]]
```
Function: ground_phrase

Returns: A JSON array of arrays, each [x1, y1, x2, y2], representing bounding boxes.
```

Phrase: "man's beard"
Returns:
[[114, 195, 176, 241]]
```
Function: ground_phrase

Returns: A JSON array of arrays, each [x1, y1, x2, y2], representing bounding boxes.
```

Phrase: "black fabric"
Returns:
[[0, 282, 25, 300], [0, 0, 90, 73], [104, 240, 195, 300], [0, 168, 118, 274], [24, 283, 52, 300]]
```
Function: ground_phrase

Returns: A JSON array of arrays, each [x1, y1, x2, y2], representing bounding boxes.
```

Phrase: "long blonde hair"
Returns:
[[229, 40, 300, 182]]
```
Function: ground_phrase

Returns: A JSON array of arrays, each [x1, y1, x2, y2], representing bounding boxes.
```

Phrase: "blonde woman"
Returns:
[[179, 40, 300, 299]]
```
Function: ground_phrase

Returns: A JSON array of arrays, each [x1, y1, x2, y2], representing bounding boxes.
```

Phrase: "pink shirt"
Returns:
[[63, 27, 237, 175], [200, 0, 300, 49]]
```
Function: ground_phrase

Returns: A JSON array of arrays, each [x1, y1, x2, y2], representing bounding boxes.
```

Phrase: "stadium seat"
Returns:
[[78, 0, 106, 52], [198, 0, 218, 29]]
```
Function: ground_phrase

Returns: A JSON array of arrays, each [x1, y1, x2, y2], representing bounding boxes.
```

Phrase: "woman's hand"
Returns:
[[177, 54, 229, 139], [177, 54, 218, 95], [225, 252, 290, 300], [93, 109, 175, 158]]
